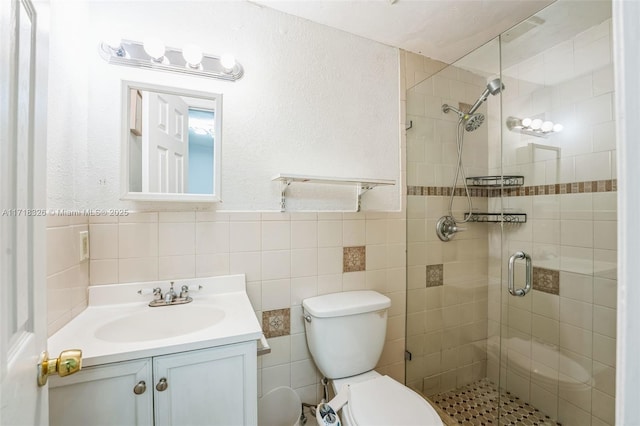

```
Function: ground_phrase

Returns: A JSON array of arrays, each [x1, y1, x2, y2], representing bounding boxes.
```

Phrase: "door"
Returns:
[[49, 359, 153, 426], [142, 91, 189, 193], [497, 2, 617, 425], [153, 342, 257, 426], [0, 0, 49, 424]]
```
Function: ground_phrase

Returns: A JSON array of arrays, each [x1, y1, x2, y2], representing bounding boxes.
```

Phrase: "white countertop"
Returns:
[[48, 274, 263, 367]]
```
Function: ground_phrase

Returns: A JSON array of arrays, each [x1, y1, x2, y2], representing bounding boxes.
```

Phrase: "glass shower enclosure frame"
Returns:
[[405, 1, 617, 425]]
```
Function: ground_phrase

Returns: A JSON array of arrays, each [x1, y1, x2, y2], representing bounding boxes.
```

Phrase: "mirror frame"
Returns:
[[120, 80, 222, 202]]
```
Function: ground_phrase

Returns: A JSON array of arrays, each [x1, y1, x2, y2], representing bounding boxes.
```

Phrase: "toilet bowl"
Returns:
[[331, 371, 442, 426], [302, 291, 443, 426]]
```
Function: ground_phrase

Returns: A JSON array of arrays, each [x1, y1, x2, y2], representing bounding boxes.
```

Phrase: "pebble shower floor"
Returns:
[[430, 378, 562, 425]]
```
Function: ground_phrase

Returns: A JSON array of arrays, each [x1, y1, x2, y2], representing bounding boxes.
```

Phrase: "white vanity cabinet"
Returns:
[[49, 341, 257, 426]]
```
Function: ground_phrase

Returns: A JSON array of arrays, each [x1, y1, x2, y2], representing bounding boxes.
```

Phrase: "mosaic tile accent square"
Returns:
[[262, 308, 290, 338], [343, 246, 366, 272], [426, 264, 444, 287], [533, 267, 560, 295]]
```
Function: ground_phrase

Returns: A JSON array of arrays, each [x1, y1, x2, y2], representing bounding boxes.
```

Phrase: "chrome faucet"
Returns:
[[164, 282, 177, 304], [141, 281, 196, 307]]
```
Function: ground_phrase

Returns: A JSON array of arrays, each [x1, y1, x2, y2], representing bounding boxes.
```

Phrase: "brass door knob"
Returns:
[[37, 349, 82, 387], [156, 378, 168, 392], [133, 380, 147, 395]]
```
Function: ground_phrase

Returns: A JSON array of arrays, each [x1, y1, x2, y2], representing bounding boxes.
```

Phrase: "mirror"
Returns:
[[121, 81, 222, 202]]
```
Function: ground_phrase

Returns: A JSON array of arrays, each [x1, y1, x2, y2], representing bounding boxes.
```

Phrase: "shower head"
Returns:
[[468, 78, 505, 115], [442, 103, 486, 132], [464, 113, 485, 132]]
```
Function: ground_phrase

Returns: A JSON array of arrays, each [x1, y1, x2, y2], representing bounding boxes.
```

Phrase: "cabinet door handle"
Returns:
[[133, 380, 147, 395], [156, 378, 168, 392]]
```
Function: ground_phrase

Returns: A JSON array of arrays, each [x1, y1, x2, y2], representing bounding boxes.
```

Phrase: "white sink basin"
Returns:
[[48, 274, 264, 367], [94, 305, 226, 343]]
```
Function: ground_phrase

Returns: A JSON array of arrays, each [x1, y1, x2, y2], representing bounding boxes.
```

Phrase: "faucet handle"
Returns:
[[180, 285, 189, 299], [138, 287, 163, 301], [152, 287, 163, 301]]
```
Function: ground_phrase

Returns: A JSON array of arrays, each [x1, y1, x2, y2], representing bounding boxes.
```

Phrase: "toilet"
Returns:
[[302, 291, 443, 426]]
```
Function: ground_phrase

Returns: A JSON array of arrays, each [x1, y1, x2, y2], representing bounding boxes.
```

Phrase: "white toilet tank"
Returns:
[[302, 291, 391, 379]]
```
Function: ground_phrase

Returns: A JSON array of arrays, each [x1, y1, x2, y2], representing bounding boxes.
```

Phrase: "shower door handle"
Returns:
[[508, 251, 532, 297]]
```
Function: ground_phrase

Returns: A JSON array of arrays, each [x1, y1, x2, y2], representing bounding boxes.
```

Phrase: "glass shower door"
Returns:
[[496, 1, 617, 425]]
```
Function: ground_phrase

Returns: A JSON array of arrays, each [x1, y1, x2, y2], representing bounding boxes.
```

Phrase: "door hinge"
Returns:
[[404, 350, 412, 361]]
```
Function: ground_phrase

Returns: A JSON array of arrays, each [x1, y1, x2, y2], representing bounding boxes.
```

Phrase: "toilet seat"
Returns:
[[339, 375, 443, 426]]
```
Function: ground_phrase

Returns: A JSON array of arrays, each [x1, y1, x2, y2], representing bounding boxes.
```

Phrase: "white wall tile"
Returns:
[[118, 223, 158, 258], [158, 255, 195, 280], [262, 221, 290, 251], [195, 222, 229, 254], [317, 221, 342, 247], [229, 251, 261, 282], [229, 221, 261, 252], [290, 221, 317, 249], [89, 259, 118, 285], [291, 276, 317, 306], [317, 247, 342, 275], [262, 250, 291, 280], [89, 224, 118, 259], [195, 253, 230, 278], [158, 222, 195, 256], [118, 257, 158, 282], [262, 279, 291, 311], [290, 248, 317, 278]]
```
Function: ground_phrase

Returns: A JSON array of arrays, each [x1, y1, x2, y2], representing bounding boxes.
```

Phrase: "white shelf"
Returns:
[[272, 174, 395, 212]]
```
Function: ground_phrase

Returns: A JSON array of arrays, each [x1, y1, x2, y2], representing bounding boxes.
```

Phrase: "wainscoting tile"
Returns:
[[343, 246, 366, 272], [262, 308, 291, 338]]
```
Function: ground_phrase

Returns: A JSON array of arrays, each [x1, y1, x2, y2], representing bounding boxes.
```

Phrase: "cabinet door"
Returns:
[[49, 358, 153, 426], [153, 341, 257, 426]]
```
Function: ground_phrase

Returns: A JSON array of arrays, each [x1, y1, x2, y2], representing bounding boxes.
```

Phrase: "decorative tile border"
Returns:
[[262, 308, 290, 338], [426, 264, 444, 287], [532, 266, 560, 295], [343, 246, 366, 272], [408, 179, 617, 198], [407, 186, 490, 197]]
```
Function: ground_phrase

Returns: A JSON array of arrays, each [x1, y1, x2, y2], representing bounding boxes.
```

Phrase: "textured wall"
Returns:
[[47, 1, 400, 212]]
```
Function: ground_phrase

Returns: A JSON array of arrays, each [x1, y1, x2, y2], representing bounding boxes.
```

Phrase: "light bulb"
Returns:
[[143, 38, 165, 61], [541, 121, 554, 132], [521, 117, 532, 128], [553, 123, 564, 132], [530, 119, 543, 130], [220, 54, 236, 71], [182, 44, 203, 68]]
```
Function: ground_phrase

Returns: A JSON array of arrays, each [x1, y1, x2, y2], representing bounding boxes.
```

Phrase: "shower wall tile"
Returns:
[[533, 267, 560, 295], [426, 264, 444, 287]]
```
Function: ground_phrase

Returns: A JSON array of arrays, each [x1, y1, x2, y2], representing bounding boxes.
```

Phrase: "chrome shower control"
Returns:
[[436, 215, 466, 242]]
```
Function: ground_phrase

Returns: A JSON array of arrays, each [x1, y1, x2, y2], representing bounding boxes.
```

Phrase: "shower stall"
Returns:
[[405, 1, 617, 425]]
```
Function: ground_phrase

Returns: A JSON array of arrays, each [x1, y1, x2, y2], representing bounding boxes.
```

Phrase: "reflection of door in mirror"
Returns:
[[143, 92, 189, 193]]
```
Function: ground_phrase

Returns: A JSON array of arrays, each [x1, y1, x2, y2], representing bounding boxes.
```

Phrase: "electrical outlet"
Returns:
[[79, 231, 89, 262]]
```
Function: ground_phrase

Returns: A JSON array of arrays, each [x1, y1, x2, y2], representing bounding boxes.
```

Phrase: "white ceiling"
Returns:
[[252, 0, 555, 64]]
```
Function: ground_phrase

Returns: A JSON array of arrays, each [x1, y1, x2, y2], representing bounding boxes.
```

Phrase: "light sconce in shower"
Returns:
[[98, 38, 244, 81], [507, 116, 563, 138]]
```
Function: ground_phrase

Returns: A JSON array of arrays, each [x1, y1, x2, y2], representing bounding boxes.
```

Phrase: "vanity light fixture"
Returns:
[[507, 116, 563, 138], [98, 38, 244, 81]]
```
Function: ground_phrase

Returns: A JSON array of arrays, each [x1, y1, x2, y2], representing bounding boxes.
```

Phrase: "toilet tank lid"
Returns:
[[302, 291, 391, 318]]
